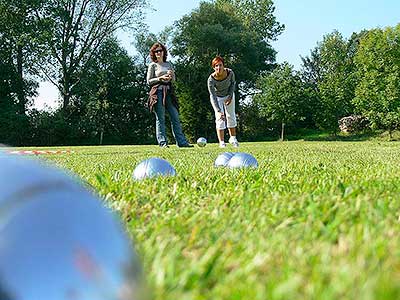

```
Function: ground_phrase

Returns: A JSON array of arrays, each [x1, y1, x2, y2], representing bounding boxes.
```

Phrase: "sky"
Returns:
[[34, 0, 400, 110]]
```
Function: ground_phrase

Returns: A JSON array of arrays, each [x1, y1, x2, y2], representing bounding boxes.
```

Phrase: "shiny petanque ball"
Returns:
[[0, 155, 145, 300], [196, 137, 207, 147], [227, 152, 258, 169], [133, 157, 176, 180], [214, 152, 235, 167]]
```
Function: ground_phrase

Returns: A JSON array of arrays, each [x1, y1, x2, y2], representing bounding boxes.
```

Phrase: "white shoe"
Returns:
[[229, 136, 239, 147], [219, 142, 226, 148]]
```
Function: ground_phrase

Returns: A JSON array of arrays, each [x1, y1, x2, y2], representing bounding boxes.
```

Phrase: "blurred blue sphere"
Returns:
[[214, 152, 235, 167], [133, 157, 176, 180], [227, 152, 258, 169], [196, 137, 207, 147], [0, 155, 145, 300]]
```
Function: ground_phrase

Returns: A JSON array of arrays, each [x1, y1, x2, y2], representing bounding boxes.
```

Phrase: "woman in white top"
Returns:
[[207, 56, 239, 148], [146, 42, 192, 148]]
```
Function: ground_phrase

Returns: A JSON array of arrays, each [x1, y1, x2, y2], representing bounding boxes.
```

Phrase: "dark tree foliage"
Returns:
[[170, 0, 283, 141], [73, 38, 152, 145], [0, 0, 41, 146], [299, 30, 359, 133], [354, 25, 400, 139], [254, 63, 308, 140], [0, 37, 33, 146], [0, 0, 42, 115], [29, 38, 152, 145]]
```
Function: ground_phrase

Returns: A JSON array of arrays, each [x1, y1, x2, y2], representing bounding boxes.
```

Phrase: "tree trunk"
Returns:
[[62, 92, 70, 110], [280, 122, 285, 141], [99, 128, 104, 145], [16, 44, 25, 114], [61, 73, 71, 110]]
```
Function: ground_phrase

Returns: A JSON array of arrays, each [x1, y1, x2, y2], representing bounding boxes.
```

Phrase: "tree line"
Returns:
[[255, 26, 400, 140], [1, 0, 399, 146]]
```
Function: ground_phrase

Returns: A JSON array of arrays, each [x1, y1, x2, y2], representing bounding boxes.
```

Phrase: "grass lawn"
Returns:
[[33, 141, 400, 299]]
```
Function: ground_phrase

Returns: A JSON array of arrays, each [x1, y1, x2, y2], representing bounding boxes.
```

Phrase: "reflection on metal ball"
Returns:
[[0, 155, 145, 300], [196, 137, 207, 147], [214, 152, 235, 167], [133, 157, 176, 180], [227, 152, 258, 169]]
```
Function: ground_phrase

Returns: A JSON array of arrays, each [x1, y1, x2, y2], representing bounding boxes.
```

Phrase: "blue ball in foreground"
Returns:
[[196, 137, 207, 147], [227, 152, 258, 169], [133, 157, 176, 180], [0, 155, 145, 300], [214, 152, 236, 167]]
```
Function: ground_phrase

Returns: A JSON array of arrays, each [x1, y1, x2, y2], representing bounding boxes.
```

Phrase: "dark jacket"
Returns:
[[147, 83, 179, 112]]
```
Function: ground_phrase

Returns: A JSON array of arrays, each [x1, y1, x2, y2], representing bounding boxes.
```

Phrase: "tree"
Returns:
[[133, 25, 171, 67], [300, 48, 322, 89], [170, 0, 283, 140], [134, 29, 157, 67], [217, 0, 284, 42], [33, 0, 148, 110], [239, 100, 273, 141], [0, 14, 37, 146], [0, 53, 20, 145], [132, 28, 158, 120], [254, 63, 307, 140], [317, 31, 355, 133], [72, 38, 152, 145], [299, 31, 357, 134], [353, 25, 400, 139], [0, 0, 40, 115], [300, 48, 323, 128]]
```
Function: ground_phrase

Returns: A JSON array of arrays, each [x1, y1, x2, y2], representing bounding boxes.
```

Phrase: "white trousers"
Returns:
[[214, 94, 237, 130]]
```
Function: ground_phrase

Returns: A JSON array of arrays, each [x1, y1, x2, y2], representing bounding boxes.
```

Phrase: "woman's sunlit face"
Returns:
[[214, 62, 224, 75], [154, 48, 163, 60]]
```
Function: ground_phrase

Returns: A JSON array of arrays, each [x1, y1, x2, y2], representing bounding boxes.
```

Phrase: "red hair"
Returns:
[[211, 56, 225, 68]]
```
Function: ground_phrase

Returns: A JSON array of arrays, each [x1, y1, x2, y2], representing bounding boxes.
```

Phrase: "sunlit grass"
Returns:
[[37, 141, 400, 299]]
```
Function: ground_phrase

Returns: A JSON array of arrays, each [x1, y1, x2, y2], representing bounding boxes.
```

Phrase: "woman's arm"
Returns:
[[207, 76, 222, 113], [147, 63, 160, 86], [227, 69, 236, 99]]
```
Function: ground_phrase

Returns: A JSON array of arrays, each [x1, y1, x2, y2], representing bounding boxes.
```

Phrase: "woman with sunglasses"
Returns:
[[146, 42, 192, 148]]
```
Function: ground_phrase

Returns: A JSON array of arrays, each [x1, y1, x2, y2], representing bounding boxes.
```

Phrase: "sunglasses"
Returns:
[[154, 49, 163, 53]]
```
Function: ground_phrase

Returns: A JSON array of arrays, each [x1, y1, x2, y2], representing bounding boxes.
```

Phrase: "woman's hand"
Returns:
[[225, 97, 232, 105], [159, 74, 171, 81], [217, 111, 225, 121]]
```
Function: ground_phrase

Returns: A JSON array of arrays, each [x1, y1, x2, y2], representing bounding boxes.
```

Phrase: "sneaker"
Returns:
[[229, 136, 239, 148], [219, 142, 226, 148], [160, 144, 169, 148], [178, 143, 194, 148]]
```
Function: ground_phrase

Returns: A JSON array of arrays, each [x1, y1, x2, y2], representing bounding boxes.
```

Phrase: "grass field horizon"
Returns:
[[14, 141, 400, 299]]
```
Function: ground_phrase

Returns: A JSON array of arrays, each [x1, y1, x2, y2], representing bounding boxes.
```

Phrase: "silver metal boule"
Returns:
[[227, 152, 258, 169], [132, 157, 176, 180], [214, 152, 235, 167], [196, 137, 207, 147], [0, 155, 145, 300]]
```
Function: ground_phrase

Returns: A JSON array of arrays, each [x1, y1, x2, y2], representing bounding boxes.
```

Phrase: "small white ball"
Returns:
[[196, 137, 207, 147]]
